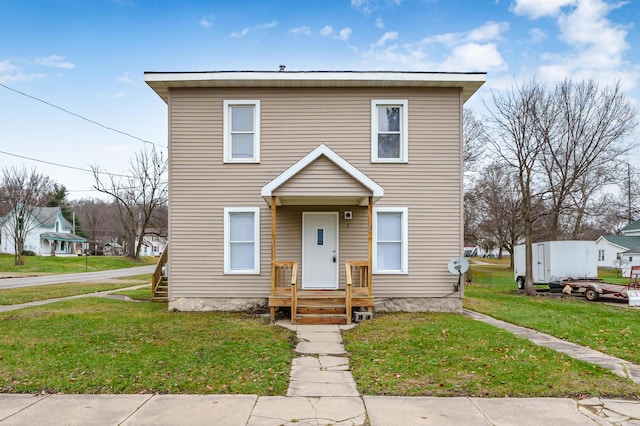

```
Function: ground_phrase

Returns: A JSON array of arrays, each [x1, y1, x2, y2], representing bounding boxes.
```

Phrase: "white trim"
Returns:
[[371, 99, 408, 163], [145, 71, 486, 84], [223, 100, 261, 163], [261, 144, 384, 204], [373, 207, 408, 274], [223, 207, 260, 274], [301, 212, 339, 289]]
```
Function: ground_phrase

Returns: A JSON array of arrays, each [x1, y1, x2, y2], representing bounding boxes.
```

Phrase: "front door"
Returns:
[[302, 212, 338, 289]]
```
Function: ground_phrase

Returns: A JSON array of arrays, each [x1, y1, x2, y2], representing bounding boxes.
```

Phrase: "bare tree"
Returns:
[[71, 198, 123, 254], [92, 147, 168, 259], [475, 162, 523, 269], [485, 80, 549, 295], [463, 108, 485, 172], [0, 167, 52, 265], [540, 80, 637, 240]]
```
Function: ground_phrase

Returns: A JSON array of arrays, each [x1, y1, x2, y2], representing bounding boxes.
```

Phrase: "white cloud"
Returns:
[[34, 55, 75, 69], [529, 28, 547, 43], [256, 20, 278, 30], [421, 21, 509, 46], [467, 21, 509, 42], [0, 59, 45, 83], [199, 17, 212, 28], [320, 25, 334, 36], [375, 18, 384, 28], [510, 0, 577, 19], [117, 72, 132, 84], [528, 0, 636, 90], [373, 31, 398, 48], [228, 28, 250, 38], [441, 42, 507, 72], [337, 27, 352, 41], [290, 26, 311, 36], [352, 0, 401, 14]]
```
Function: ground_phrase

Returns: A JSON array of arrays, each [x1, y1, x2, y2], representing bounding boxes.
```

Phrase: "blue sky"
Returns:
[[1, 0, 639, 199]]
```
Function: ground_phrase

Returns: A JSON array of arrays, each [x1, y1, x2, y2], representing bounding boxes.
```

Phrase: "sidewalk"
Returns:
[[1, 323, 640, 425]]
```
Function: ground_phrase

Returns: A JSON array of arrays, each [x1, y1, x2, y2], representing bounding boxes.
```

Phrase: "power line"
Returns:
[[0, 82, 165, 149], [0, 149, 132, 178]]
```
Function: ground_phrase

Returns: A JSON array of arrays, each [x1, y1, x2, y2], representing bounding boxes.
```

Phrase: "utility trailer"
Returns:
[[550, 266, 640, 304], [513, 241, 597, 290]]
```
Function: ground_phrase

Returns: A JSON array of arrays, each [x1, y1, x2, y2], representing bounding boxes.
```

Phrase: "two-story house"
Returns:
[[145, 71, 486, 324], [0, 206, 86, 256]]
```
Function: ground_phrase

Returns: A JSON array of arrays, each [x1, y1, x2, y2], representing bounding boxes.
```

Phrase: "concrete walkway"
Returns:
[[464, 309, 640, 385]]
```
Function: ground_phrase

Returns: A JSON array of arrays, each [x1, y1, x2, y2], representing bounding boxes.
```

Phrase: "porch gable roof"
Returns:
[[261, 144, 384, 206]]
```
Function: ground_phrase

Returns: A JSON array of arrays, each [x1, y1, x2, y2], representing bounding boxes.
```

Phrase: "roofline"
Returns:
[[144, 70, 486, 103], [261, 144, 383, 206]]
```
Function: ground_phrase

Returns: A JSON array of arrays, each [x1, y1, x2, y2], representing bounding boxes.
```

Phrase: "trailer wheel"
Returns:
[[585, 288, 599, 302], [516, 277, 525, 290]]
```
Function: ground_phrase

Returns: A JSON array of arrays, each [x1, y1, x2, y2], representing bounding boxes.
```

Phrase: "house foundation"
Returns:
[[168, 296, 461, 314]]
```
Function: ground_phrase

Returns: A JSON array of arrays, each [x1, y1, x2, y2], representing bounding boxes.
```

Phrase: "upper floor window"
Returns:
[[598, 249, 605, 262], [371, 99, 408, 163], [223, 100, 261, 163]]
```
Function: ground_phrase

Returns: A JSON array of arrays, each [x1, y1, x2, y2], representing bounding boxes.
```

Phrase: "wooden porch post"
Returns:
[[368, 196, 373, 303], [270, 196, 277, 320]]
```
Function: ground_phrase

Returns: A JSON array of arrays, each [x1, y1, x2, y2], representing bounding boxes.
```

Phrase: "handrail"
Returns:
[[346, 281, 352, 325], [345, 260, 371, 297], [151, 244, 168, 297], [272, 260, 298, 295], [291, 276, 297, 324]]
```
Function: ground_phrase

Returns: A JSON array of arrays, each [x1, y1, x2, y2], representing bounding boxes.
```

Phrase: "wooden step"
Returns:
[[295, 314, 348, 325], [297, 306, 346, 315]]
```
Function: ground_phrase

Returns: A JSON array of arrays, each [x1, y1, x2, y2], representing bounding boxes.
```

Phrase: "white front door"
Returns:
[[537, 243, 545, 282], [302, 212, 339, 289]]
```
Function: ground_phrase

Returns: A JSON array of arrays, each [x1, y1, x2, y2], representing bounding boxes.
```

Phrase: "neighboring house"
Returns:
[[596, 219, 640, 271], [0, 207, 86, 256], [103, 241, 124, 256], [145, 70, 486, 321], [136, 232, 167, 257], [620, 247, 640, 277]]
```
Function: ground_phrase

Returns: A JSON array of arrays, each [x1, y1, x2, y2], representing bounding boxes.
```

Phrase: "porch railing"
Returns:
[[272, 261, 298, 295], [152, 244, 168, 297], [345, 260, 371, 297]]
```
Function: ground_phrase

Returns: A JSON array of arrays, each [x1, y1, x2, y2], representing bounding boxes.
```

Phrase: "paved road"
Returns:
[[0, 265, 155, 290]]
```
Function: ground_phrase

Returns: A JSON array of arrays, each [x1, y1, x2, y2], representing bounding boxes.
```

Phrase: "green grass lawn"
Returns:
[[465, 263, 640, 365], [0, 280, 147, 305], [0, 298, 293, 395], [344, 312, 639, 398], [0, 254, 157, 275]]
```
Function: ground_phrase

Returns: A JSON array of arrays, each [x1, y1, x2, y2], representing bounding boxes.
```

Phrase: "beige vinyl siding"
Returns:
[[274, 156, 371, 197], [168, 87, 462, 299]]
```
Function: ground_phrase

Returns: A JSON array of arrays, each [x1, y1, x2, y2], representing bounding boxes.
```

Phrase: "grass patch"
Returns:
[[465, 264, 640, 364], [0, 298, 293, 395], [344, 312, 640, 398], [0, 254, 156, 275]]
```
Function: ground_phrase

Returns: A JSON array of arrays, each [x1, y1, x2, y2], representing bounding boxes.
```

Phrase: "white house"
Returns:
[[136, 232, 167, 257], [596, 219, 640, 273], [0, 207, 86, 256]]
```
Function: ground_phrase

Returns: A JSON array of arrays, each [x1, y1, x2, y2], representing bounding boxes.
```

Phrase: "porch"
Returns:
[[269, 260, 374, 325]]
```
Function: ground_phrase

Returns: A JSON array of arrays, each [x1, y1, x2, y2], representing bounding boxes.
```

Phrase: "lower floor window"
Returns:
[[373, 207, 408, 274], [224, 207, 260, 274]]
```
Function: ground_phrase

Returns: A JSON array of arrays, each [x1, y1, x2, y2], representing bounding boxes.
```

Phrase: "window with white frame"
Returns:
[[371, 100, 408, 163], [223, 207, 260, 274], [373, 207, 408, 274], [223, 100, 261, 163], [598, 249, 605, 262]]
